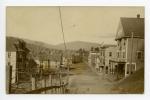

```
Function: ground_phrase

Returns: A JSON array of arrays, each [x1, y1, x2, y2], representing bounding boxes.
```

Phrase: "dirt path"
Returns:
[[68, 63, 116, 94]]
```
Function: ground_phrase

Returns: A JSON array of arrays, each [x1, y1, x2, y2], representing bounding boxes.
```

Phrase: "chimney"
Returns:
[[137, 14, 140, 18]]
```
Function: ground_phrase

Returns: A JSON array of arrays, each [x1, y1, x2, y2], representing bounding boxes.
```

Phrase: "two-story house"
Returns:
[[111, 14, 144, 78]]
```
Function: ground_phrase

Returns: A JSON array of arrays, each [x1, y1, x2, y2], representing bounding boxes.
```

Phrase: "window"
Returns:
[[123, 52, 126, 58], [117, 40, 121, 46], [122, 39, 126, 46], [8, 52, 11, 58], [103, 60, 105, 65], [8, 62, 11, 66], [109, 52, 112, 57], [127, 64, 130, 74], [137, 51, 142, 59], [117, 52, 119, 58], [131, 64, 136, 74], [120, 45, 122, 50]]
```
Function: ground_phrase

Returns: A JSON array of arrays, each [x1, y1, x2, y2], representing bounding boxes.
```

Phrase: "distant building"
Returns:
[[88, 48, 101, 71], [72, 52, 82, 64], [6, 40, 32, 84], [110, 14, 144, 78], [72, 49, 87, 64], [104, 46, 117, 74], [98, 45, 117, 74], [6, 51, 17, 84], [88, 45, 117, 74], [98, 47, 105, 73]]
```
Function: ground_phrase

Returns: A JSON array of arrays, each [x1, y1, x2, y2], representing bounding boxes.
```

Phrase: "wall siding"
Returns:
[[127, 38, 144, 70]]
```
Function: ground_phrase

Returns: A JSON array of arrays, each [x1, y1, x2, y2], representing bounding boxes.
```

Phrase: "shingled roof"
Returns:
[[116, 17, 144, 40]]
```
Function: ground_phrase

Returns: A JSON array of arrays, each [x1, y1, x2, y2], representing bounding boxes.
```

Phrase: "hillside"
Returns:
[[6, 36, 116, 52], [57, 41, 101, 50], [7, 36, 111, 51], [23, 38, 57, 50], [112, 67, 144, 94], [6, 36, 53, 51], [6, 36, 62, 60], [6, 36, 57, 51]]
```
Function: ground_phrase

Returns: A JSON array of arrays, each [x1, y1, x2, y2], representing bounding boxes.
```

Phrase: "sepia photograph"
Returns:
[[6, 6, 144, 94]]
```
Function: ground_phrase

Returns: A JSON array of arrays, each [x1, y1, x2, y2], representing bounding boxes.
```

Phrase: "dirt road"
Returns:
[[68, 63, 116, 94]]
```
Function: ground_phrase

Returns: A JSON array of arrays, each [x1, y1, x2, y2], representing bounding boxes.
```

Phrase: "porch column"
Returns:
[[112, 63, 114, 75], [125, 64, 127, 77], [110, 63, 112, 74], [108, 62, 110, 74]]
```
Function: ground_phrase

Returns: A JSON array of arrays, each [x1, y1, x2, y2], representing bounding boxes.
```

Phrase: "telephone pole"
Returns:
[[58, 6, 69, 91]]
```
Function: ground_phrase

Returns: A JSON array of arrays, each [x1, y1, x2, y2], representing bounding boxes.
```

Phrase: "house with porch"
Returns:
[[104, 46, 117, 74], [110, 14, 144, 79], [98, 45, 117, 74]]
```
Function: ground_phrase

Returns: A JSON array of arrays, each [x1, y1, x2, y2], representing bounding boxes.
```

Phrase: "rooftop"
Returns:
[[116, 16, 144, 40]]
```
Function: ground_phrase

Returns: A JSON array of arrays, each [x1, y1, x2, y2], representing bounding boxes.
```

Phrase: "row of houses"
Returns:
[[88, 14, 144, 80]]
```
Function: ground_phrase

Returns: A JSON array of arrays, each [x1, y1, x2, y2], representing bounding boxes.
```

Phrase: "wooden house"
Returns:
[[110, 14, 144, 78]]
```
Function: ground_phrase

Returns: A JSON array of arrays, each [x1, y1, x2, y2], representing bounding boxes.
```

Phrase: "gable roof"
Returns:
[[116, 17, 144, 40]]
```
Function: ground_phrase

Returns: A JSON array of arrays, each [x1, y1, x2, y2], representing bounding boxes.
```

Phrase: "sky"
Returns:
[[6, 6, 144, 45]]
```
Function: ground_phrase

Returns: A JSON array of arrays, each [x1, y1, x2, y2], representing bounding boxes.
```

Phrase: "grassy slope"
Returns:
[[112, 67, 144, 94]]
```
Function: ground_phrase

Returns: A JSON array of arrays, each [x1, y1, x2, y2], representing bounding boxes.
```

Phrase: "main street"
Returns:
[[68, 63, 116, 94]]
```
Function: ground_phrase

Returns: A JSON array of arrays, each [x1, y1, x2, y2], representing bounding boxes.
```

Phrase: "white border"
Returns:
[[0, 0, 150, 100]]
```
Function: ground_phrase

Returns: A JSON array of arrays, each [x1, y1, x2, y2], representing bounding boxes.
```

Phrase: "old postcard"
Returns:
[[6, 6, 144, 94]]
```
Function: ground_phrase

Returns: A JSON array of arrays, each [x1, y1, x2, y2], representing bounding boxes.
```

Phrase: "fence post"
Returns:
[[51, 74, 53, 93], [6, 64, 12, 94], [31, 76, 36, 90], [41, 78, 46, 94], [48, 74, 52, 93]]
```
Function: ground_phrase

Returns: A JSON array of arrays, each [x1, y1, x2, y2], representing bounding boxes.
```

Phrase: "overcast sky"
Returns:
[[6, 6, 144, 45]]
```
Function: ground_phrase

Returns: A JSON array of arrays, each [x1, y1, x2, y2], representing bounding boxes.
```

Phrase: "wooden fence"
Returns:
[[26, 83, 68, 94]]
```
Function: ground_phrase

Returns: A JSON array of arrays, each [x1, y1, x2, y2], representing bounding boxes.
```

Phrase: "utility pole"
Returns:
[[58, 6, 69, 91], [130, 32, 134, 74]]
